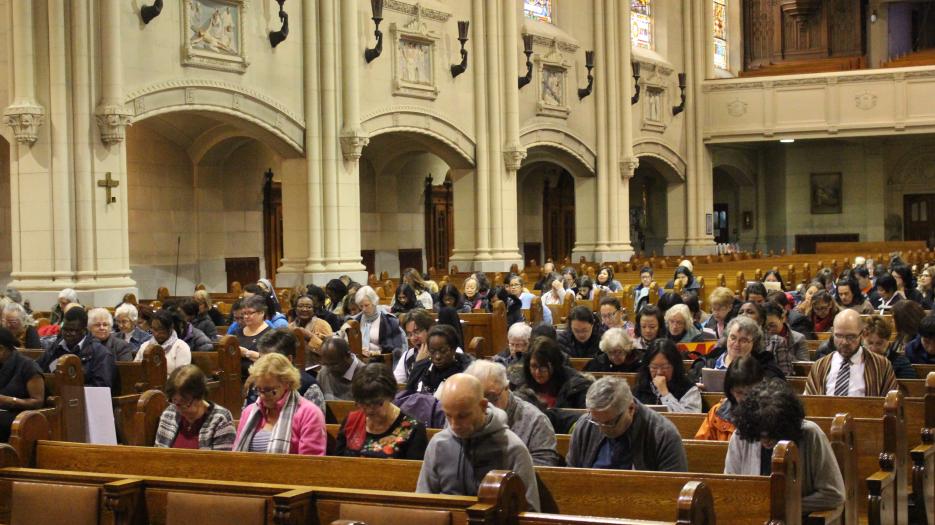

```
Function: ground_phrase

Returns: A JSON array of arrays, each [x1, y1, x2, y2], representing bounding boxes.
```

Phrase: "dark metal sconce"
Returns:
[[672, 73, 687, 116], [141, 0, 163, 24], [631, 61, 641, 105], [269, 0, 289, 48], [364, 0, 385, 63], [450, 21, 470, 78], [518, 34, 534, 89], [577, 50, 594, 100]]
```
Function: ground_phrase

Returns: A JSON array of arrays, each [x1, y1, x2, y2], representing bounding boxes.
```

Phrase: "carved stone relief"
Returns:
[[182, 0, 249, 74], [535, 39, 571, 119], [390, 7, 440, 100], [854, 91, 877, 111]]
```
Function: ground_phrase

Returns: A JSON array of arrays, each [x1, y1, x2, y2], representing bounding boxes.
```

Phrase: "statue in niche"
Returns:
[[542, 68, 563, 106], [188, 0, 238, 55], [398, 39, 432, 85], [647, 88, 662, 122]]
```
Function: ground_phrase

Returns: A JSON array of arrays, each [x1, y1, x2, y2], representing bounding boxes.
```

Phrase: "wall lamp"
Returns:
[[631, 61, 641, 105], [269, 0, 289, 48], [450, 21, 470, 78], [577, 50, 594, 100], [364, 0, 385, 63], [141, 0, 163, 24], [672, 73, 687, 115], [518, 34, 534, 89]]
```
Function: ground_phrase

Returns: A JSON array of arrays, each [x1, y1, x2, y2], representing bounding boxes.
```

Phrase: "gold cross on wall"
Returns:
[[97, 172, 119, 204]]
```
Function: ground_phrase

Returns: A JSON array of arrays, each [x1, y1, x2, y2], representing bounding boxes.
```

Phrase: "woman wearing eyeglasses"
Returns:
[[234, 294, 273, 379], [154, 365, 234, 450], [517, 336, 592, 409], [335, 362, 427, 459], [233, 352, 326, 455], [634, 339, 701, 412]]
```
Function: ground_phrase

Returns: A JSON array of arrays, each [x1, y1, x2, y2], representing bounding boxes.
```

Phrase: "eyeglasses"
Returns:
[[586, 411, 624, 429], [600, 311, 620, 320], [483, 386, 506, 404], [255, 386, 280, 397], [833, 333, 860, 343], [242, 310, 260, 317], [171, 398, 196, 409]]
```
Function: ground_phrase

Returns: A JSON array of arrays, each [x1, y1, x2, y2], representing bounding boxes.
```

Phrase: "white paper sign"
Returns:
[[84, 387, 117, 445]]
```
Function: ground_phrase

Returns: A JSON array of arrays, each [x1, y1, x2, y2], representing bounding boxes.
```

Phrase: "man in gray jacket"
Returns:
[[465, 360, 561, 466], [566, 376, 687, 471], [416, 374, 540, 511]]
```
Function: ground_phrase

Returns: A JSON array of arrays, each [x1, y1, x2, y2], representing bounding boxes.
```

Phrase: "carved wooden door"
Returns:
[[424, 177, 453, 272], [904, 194, 935, 244], [262, 170, 282, 285], [543, 171, 575, 263]]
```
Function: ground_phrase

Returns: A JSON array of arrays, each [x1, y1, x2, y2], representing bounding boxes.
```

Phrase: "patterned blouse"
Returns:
[[334, 410, 428, 460]]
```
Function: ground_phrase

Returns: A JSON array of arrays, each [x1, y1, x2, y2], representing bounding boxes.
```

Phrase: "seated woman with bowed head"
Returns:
[[835, 277, 874, 314], [557, 306, 603, 358], [697, 315, 785, 380], [135, 309, 191, 378], [726, 379, 846, 515], [114, 303, 152, 353], [352, 286, 406, 358], [390, 284, 419, 315], [585, 328, 642, 373], [437, 284, 472, 313], [0, 327, 44, 442], [695, 355, 765, 441], [1, 303, 40, 349], [515, 336, 592, 409], [634, 339, 702, 413], [633, 305, 665, 350], [664, 304, 711, 344], [154, 365, 234, 450], [234, 352, 326, 455], [335, 362, 428, 459]]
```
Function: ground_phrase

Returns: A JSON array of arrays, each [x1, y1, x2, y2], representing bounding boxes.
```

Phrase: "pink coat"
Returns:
[[235, 394, 326, 455]]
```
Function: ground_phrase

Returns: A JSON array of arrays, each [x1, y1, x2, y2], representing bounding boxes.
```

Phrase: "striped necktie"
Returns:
[[834, 358, 851, 396]]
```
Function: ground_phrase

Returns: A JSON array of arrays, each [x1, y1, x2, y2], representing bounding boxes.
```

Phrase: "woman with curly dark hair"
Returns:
[[726, 379, 845, 514]]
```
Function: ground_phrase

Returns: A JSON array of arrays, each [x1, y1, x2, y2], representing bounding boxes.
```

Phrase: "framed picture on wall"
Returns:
[[810, 172, 842, 214]]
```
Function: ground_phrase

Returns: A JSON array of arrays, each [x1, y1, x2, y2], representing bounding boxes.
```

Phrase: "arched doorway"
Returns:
[[360, 131, 472, 278], [630, 163, 669, 255], [126, 111, 295, 297], [517, 163, 577, 265]]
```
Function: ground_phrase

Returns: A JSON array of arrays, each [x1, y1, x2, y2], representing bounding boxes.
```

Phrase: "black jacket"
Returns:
[[38, 335, 116, 388], [406, 352, 474, 394], [516, 366, 593, 410], [690, 347, 785, 384], [557, 326, 604, 359], [584, 351, 643, 373]]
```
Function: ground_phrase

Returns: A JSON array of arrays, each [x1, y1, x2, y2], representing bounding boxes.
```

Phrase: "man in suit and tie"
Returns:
[[804, 309, 897, 397]]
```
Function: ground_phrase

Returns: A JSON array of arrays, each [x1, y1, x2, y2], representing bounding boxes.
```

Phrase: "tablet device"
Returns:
[[702, 368, 726, 393]]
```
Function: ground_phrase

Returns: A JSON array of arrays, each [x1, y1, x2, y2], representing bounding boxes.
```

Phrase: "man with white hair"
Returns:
[[465, 360, 560, 466], [566, 376, 686, 471], [416, 374, 540, 511]]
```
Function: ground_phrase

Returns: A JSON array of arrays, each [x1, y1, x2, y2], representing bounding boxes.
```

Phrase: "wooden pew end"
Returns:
[[676, 480, 716, 525], [9, 410, 50, 467]]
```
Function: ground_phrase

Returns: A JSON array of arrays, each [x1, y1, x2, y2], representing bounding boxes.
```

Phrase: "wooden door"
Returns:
[[713, 203, 729, 244], [225, 257, 260, 292], [904, 193, 935, 245], [543, 171, 575, 263], [262, 170, 283, 285], [398, 249, 423, 275], [424, 176, 453, 272]]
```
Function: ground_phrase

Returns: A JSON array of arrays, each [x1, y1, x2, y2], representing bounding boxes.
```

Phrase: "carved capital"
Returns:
[[339, 131, 370, 161], [503, 147, 527, 172], [3, 103, 46, 146], [95, 104, 134, 145], [619, 157, 640, 179]]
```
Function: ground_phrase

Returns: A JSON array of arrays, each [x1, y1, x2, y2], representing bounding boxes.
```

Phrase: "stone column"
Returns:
[[593, 0, 609, 253], [303, 0, 326, 275], [319, 0, 341, 269], [3, 0, 44, 145], [617, 0, 638, 258], [95, 0, 133, 146], [682, 0, 716, 255]]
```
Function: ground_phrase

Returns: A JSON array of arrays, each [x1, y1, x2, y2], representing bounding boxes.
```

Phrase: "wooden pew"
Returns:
[[190, 335, 243, 418]]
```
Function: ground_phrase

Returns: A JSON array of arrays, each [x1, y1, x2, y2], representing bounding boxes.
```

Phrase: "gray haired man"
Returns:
[[566, 376, 687, 471]]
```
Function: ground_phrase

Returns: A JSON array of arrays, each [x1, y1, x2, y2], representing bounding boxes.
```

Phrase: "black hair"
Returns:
[[305, 284, 328, 308], [876, 274, 898, 294], [767, 290, 789, 308], [657, 292, 683, 312], [891, 265, 916, 289], [64, 306, 88, 327], [438, 284, 465, 310], [351, 362, 397, 403], [243, 283, 264, 295], [740, 301, 767, 327], [640, 266, 654, 276], [401, 308, 435, 332], [744, 282, 768, 300], [391, 284, 419, 314], [763, 270, 785, 290], [473, 272, 491, 293], [531, 323, 557, 341], [428, 324, 459, 350], [599, 296, 622, 310], [763, 302, 786, 321], [835, 277, 865, 306], [733, 378, 805, 444], [635, 304, 666, 339], [150, 309, 175, 334], [724, 355, 765, 405], [635, 339, 694, 403], [919, 315, 935, 339], [673, 266, 696, 285], [566, 305, 596, 330], [597, 266, 615, 285], [854, 267, 870, 280], [436, 307, 464, 348], [256, 328, 298, 359], [321, 336, 351, 356], [179, 298, 200, 318], [681, 293, 701, 316], [325, 279, 348, 302], [523, 336, 569, 391], [576, 277, 593, 292]]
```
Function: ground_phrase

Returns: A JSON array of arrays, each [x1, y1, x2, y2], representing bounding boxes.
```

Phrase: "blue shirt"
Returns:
[[518, 292, 553, 324], [591, 435, 633, 470], [226, 312, 289, 335]]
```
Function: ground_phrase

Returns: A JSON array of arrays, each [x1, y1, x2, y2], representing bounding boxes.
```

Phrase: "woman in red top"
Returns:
[[806, 290, 838, 334]]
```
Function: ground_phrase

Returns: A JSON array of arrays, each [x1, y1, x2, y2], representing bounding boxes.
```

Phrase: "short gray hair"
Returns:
[[599, 327, 633, 354], [586, 376, 633, 413], [115, 303, 139, 322], [725, 315, 763, 351], [507, 322, 532, 341], [464, 360, 509, 389], [58, 288, 78, 303], [87, 307, 113, 327], [355, 285, 379, 306], [664, 304, 692, 325]]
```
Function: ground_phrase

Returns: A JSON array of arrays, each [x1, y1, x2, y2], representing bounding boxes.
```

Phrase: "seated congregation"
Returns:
[[1, 252, 934, 524]]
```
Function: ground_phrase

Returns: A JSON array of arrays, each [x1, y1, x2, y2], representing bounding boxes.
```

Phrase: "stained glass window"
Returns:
[[631, 0, 653, 50], [713, 0, 728, 70], [524, 0, 552, 24]]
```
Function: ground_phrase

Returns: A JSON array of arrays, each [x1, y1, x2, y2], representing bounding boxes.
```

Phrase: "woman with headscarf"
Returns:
[[256, 279, 282, 314]]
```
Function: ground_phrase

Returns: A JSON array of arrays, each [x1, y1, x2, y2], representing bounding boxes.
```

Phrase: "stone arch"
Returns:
[[519, 125, 596, 177], [361, 107, 475, 170], [633, 138, 686, 182], [125, 80, 305, 157]]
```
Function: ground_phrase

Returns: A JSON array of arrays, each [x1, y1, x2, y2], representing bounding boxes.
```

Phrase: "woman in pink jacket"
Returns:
[[233, 352, 326, 455]]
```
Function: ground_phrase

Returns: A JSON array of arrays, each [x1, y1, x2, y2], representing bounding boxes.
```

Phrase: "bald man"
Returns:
[[416, 374, 540, 511], [804, 309, 897, 396]]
